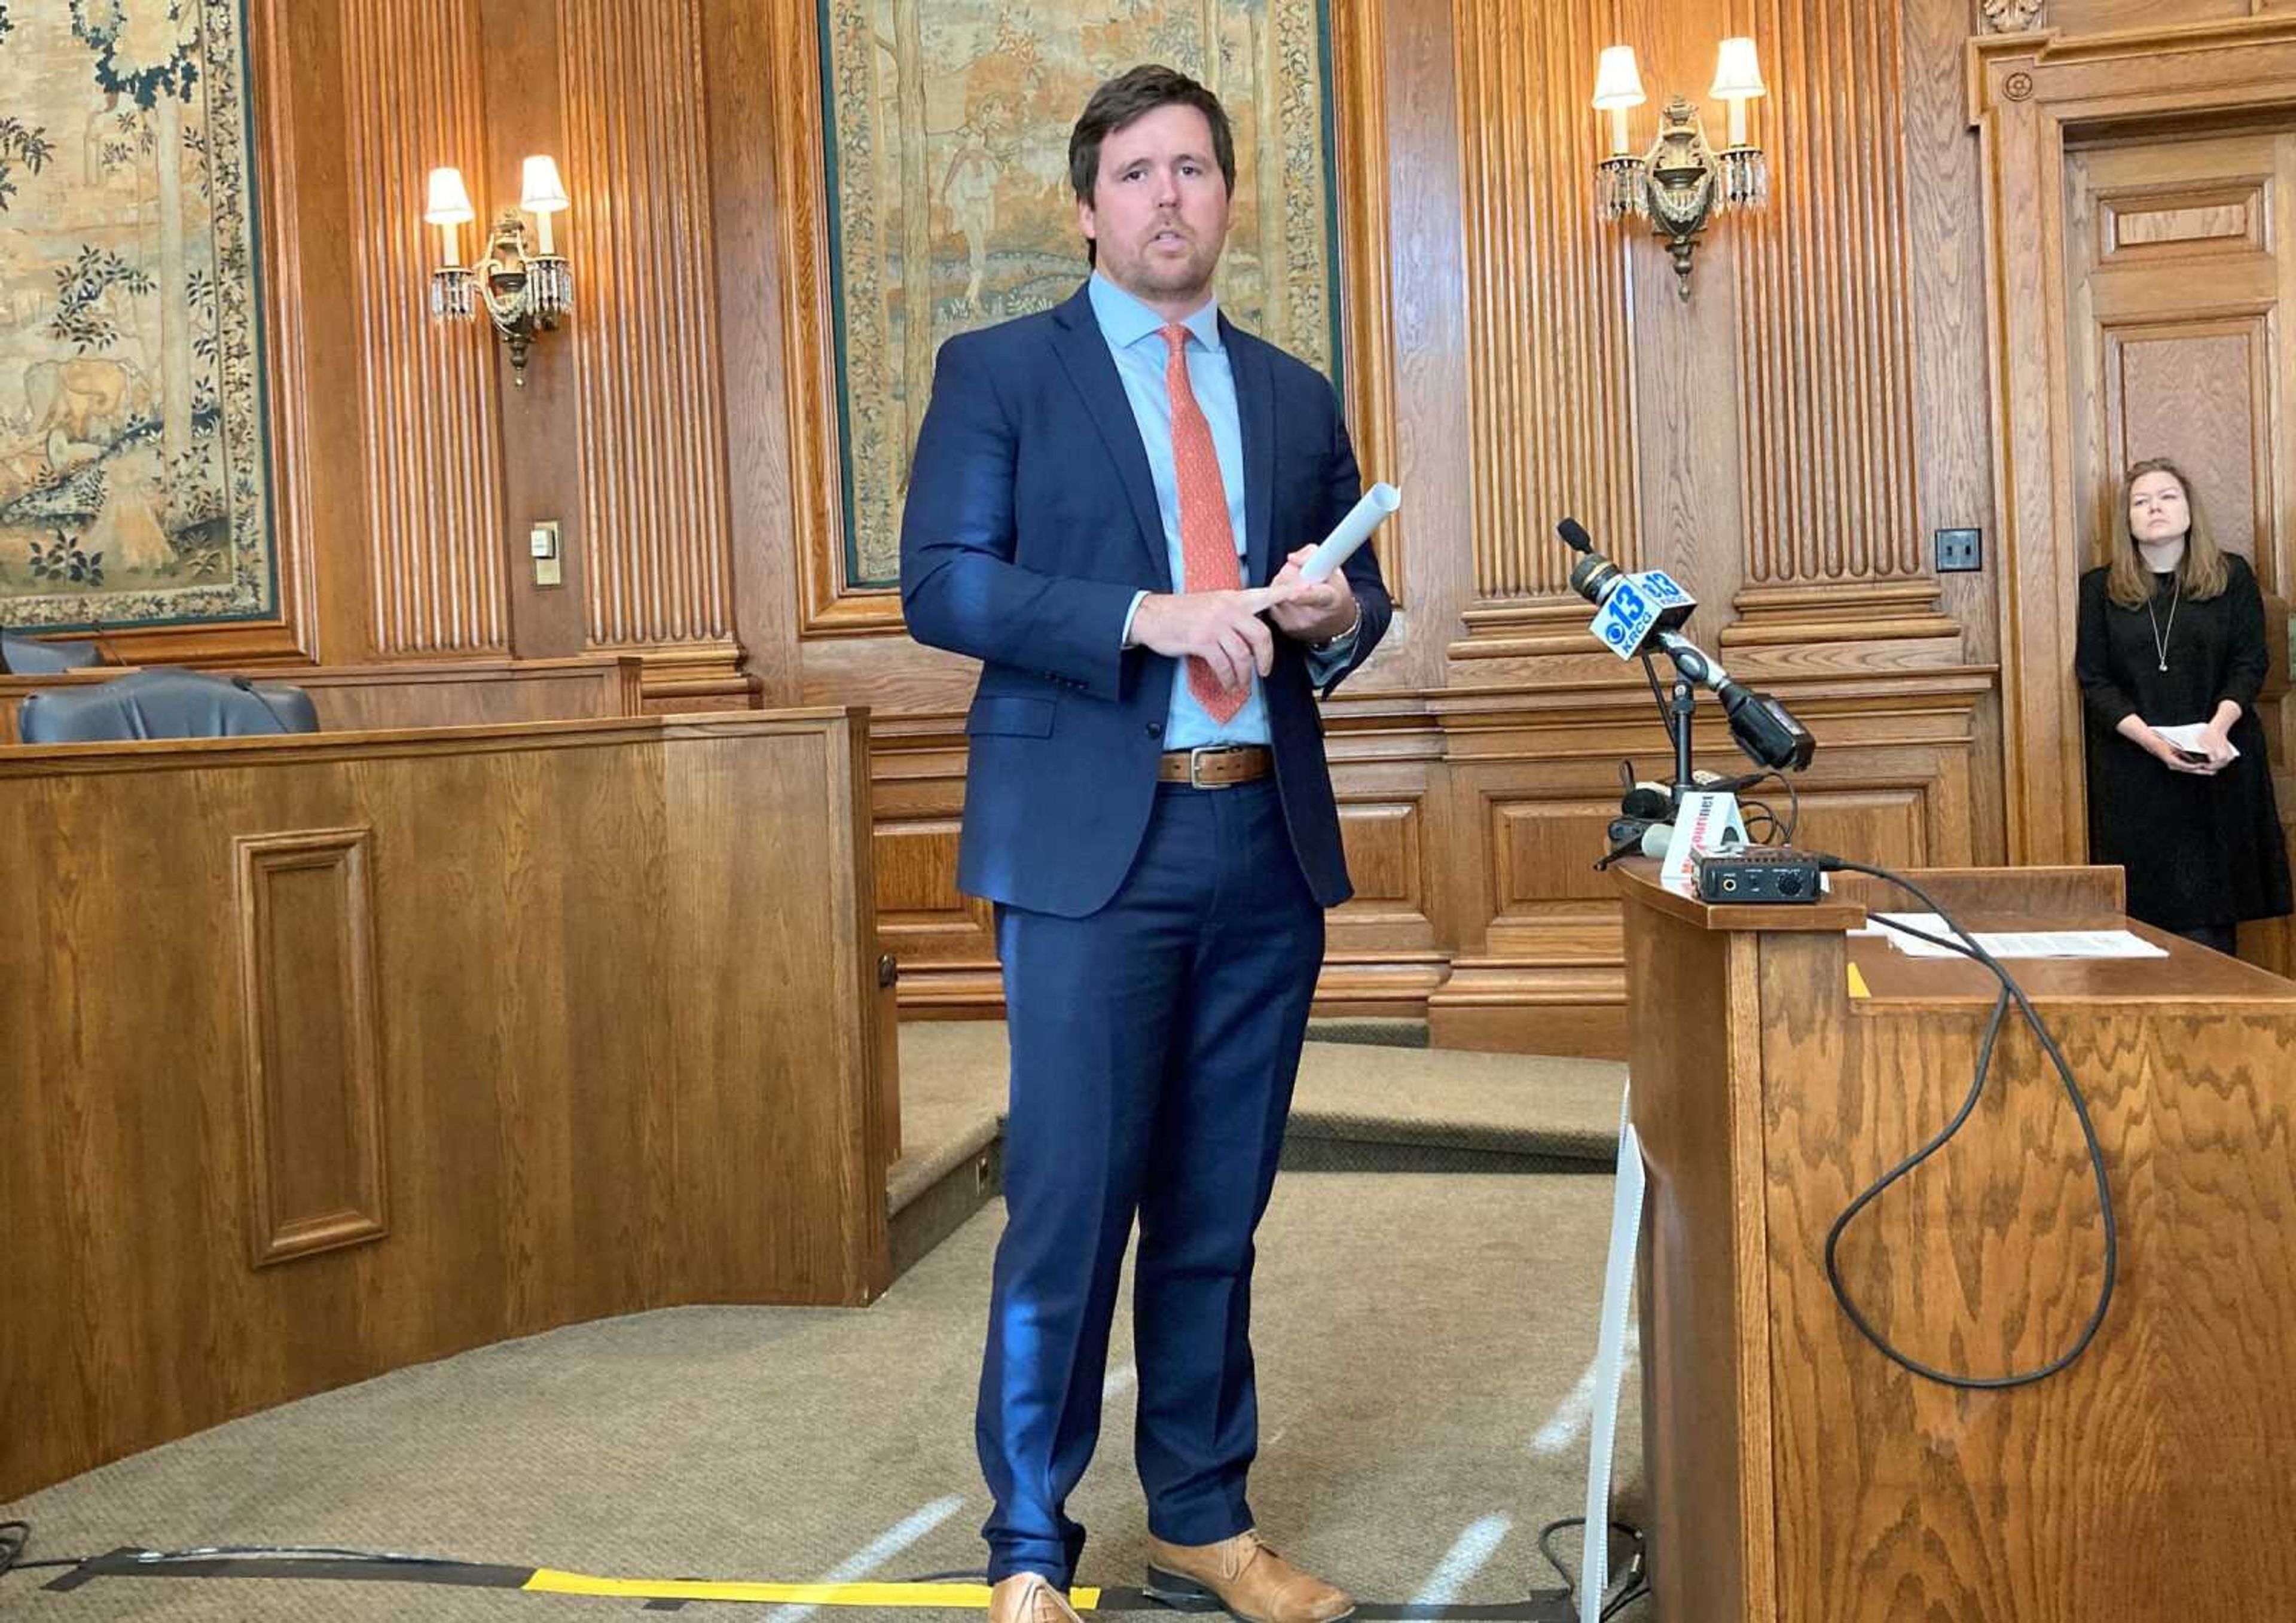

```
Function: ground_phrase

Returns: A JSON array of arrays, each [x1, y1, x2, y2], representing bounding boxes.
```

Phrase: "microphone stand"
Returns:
[[1668, 674, 1697, 813]]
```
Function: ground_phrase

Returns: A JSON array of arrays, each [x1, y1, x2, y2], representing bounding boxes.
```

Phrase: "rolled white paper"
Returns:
[[1299, 482, 1401, 584]]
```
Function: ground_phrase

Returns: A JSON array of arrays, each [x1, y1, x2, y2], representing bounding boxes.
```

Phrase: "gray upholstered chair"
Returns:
[[0, 631, 103, 674], [16, 669, 319, 743]]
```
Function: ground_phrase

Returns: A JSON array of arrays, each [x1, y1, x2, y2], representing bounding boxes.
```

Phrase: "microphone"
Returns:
[[1555, 518, 1696, 658], [86, 617, 123, 666], [1556, 517, 1817, 774], [1650, 630, 1815, 771], [1595, 815, 1677, 870], [230, 674, 295, 735], [1620, 782, 1672, 821]]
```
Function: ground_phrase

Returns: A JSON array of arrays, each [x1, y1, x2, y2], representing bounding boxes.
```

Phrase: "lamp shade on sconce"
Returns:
[[1709, 37, 1766, 149], [520, 155, 570, 215], [1592, 45, 1647, 158], [520, 155, 570, 255], [1591, 45, 1647, 109], [423, 166, 475, 225], [1709, 38, 1767, 102]]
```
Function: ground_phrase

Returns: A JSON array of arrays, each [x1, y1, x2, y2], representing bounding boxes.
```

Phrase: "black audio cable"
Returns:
[[1813, 856, 2117, 1389]]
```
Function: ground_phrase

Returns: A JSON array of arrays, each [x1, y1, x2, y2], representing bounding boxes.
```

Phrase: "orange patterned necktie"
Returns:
[[1161, 322, 1247, 722]]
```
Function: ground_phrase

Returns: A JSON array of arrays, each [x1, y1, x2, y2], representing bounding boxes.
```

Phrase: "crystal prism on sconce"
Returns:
[[1590, 38, 1770, 300], [423, 157, 573, 385]]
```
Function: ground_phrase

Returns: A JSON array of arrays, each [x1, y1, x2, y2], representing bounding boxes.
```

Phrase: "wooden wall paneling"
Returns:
[[1733, 0, 1922, 592], [871, 719, 1002, 1015], [1376, 0, 1473, 694], [560, 0, 747, 708], [1319, 719, 1454, 1013], [1614, 0, 1750, 625], [2042, 0, 2253, 35], [234, 828, 388, 1267], [1904, 0, 2012, 862], [1427, 673, 1984, 1055], [1973, 17, 2296, 864], [1974, 40, 2089, 865], [479, 0, 587, 660], [698, 0, 803, 706], [1332, 0, 1407, 618], [0, 655, 642, 743], [342, 0, 510, 659], [1451, 0, 1643, 659]]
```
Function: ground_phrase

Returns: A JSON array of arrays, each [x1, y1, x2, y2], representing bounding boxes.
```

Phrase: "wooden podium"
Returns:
[[1615, 862, 2296, 1623]]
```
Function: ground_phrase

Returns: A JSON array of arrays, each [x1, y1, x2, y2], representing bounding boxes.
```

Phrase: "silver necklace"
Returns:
[[2144, 574, 2180, 673]]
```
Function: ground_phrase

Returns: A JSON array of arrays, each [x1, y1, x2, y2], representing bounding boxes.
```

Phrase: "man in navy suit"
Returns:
[[901, 63, 1390, 1623]]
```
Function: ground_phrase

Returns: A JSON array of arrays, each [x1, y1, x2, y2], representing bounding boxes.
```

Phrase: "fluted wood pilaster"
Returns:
[[341, 0, 508, 655], [1733, 0, 1922, 584], [1455, 0, 1644, 600], [560, 0, 735, 650]]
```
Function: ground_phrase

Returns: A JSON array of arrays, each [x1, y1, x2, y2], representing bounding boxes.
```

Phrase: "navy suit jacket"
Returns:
[[900, 283, 1392, 919]]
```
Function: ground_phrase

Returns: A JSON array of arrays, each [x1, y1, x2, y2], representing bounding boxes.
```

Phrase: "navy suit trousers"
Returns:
[[976, 777, 1324, 1586]]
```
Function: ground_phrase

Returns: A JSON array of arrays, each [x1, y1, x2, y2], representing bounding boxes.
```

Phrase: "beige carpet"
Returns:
[[5, 1172, 1647, 1619]]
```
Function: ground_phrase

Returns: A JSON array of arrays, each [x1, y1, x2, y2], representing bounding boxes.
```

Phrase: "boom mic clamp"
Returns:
[[1557, 516, 1816, 779]]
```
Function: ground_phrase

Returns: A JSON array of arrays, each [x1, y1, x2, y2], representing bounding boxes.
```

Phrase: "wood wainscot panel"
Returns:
[[0, 656, 646, 743], [1429, 672, 1987, 1057], [234, 829, 389, 1265], [871, 715, 1002, 1017], [867, 709, 1455, 1022], [1319, 715, 1452, 1015], [0, 712, 890, 1497]]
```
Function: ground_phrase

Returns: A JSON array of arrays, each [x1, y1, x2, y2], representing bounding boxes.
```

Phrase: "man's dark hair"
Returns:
[[1067, 64, 1235, 267]]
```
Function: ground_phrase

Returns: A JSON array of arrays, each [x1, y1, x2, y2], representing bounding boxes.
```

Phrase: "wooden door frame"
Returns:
[[1970, 15, 2296, 862]]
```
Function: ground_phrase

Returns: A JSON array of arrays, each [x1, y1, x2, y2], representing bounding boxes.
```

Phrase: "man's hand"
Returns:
[[1266, 547, 1360, 645], [1129, 582, 1303, 692]]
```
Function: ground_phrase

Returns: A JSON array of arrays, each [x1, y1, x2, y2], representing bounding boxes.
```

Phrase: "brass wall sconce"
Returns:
[[1591, 39, 1769, 299], [423, 157, 573, 385]]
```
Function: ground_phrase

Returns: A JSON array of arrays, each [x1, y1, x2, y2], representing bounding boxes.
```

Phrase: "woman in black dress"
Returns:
[[2075, 457, 2291, 953]]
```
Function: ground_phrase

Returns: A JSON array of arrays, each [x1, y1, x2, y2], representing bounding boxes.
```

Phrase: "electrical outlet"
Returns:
[[530, 520, 563, 587], [1934, 527, 1982, 573]]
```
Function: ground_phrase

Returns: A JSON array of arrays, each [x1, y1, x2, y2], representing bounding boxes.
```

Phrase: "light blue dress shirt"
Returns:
[[1086, 273, 1354, 751]]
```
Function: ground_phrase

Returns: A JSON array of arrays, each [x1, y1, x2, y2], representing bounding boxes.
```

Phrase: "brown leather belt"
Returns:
[[1157, 745, 1274, 788]]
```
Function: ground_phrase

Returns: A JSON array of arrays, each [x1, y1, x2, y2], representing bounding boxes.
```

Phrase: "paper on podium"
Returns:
[[1849, 912, 2170, 959], [1299, 483, 1400, 583]]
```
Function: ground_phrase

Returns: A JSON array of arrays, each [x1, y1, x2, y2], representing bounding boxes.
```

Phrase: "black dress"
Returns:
[[2075, 553, 2291, 931]]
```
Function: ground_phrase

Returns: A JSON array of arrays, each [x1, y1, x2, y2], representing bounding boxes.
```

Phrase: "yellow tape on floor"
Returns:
[[1846, 960, 1870, 1000], [524, 1571, 1103, 1609]]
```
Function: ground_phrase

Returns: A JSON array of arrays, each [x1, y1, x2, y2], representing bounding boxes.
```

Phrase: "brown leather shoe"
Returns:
[[1143, 1529, 1354, 1623], [988, 1572, 1085, 1623]]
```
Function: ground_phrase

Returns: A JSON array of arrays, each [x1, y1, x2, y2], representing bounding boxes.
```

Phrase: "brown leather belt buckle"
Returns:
[[1162, 745, 1271, 788]]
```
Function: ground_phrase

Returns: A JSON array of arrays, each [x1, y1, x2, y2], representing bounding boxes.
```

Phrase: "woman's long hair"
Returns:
[[2106, 456, 2230, 608]]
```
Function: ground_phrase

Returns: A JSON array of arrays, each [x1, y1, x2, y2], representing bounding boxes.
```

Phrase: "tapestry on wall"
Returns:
[[0, 0, 274, 631], [819, 0, 1342, 590]]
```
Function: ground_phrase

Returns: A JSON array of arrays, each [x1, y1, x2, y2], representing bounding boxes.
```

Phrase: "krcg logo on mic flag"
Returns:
[[1590, 570, 1695, 660]]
